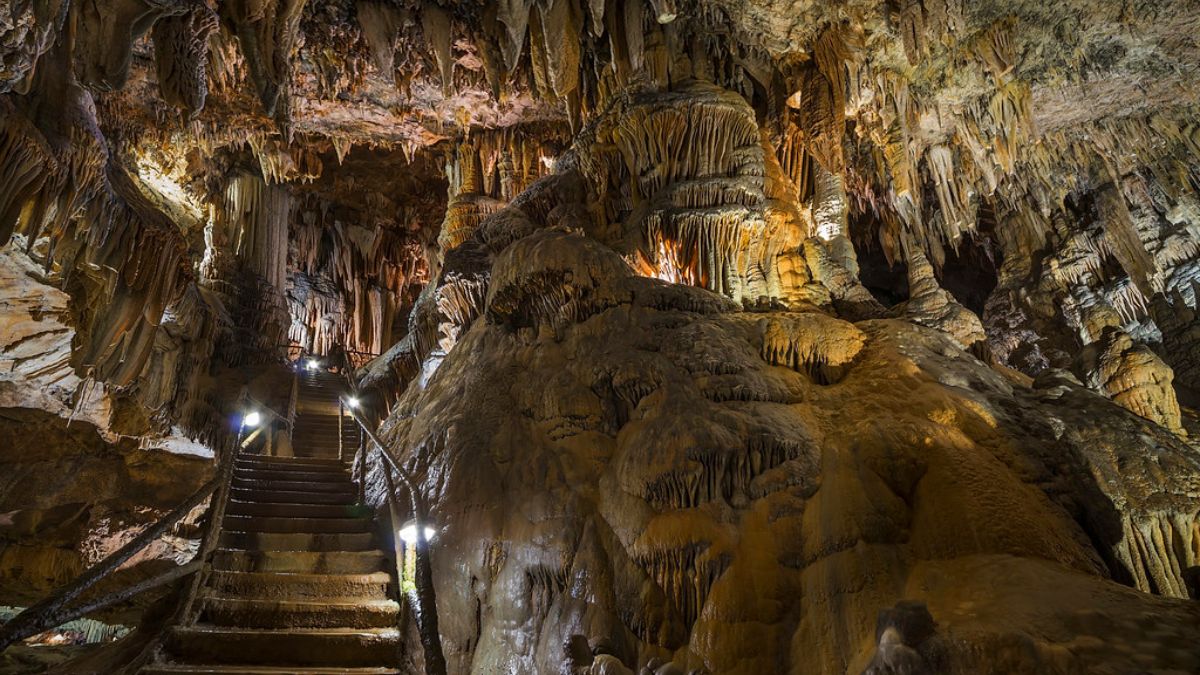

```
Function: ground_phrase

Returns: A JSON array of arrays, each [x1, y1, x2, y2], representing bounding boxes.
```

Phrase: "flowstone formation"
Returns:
[[358, 82, 1200, 673], [370, 176, 1200, 673], [3, 0, 1200, 672]]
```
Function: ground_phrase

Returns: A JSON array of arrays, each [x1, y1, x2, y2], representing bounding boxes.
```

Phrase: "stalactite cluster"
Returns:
[[201, 170, 291, 364], [289, 194, 429, 356], [4, 1, 1200, 673]]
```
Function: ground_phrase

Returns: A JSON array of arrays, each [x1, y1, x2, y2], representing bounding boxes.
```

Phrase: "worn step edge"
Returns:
[[164, 626, 399, 668], [228, 489, 357, 506], [219, 531, 376, 552], [232, 479, 356, 494], [222, 515, 373, 534], [199, 598, 400, 629], [225, 501, 372, 519], [233, 465, 350, 478], [236, 456, 347, 467], [211, 550, 389, 574], [208, 570, 392, 599], [141, 665, 399, 674]]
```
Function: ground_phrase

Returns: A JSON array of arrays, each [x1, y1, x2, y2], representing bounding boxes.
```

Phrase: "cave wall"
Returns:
[[2, 0, 1200, 672], [358, 81, 1200, 672]]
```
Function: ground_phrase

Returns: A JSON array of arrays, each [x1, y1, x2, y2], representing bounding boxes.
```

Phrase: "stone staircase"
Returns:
[[293, 370, 360, 460], [143, 374, 399, 674]]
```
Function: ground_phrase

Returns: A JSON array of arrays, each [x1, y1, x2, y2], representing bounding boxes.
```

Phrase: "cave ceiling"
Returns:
[[4, 0, 1200, 672]]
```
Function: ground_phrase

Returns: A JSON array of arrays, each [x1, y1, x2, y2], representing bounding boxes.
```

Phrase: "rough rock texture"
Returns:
[[3, 0, 1200, 672], [370, 226, 1200, 674], [0, 406, 210, 614]]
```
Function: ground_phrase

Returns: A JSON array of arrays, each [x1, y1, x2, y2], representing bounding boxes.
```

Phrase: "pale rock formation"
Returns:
[[1077, 327, 1186, 436], [803, 236, 885, 320], [363, 220, 1200, 674], [894, 236, 987, 352]]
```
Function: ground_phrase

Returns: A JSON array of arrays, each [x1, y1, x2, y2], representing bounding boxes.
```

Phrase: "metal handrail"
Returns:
[[286, 368, 299, 443], [341, 403, 447, 675], [242, 393, 292, 432], [173, 432, 241, 627], [0, 382, 297, 653], [0, 474, 221, 650]]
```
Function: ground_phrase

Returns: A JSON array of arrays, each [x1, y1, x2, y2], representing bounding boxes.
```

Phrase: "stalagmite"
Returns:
[[896, 236, 988, 351]]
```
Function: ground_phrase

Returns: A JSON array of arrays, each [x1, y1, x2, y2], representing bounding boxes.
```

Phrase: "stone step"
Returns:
[[165, 626, 399, 668], [234, 456, 348, 473], [208, 570, 392, 601], [234, 467, 349, 482], [212, 550, 389, 575], [200, 597, 400, 629], [220, 531, 377, 552], [229, 488, 357, 506], [222, 514, 373, 534], [142, 665, 399, 674], [237, 456, 348, 470], [232, 478, 357, 494], [225, 501, 371, 520]]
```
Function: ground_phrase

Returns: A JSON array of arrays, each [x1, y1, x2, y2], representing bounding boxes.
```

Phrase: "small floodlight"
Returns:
[[243, 411, 262, 427], [398, 521, 436, 545], [305, 358, 320, 371], [346, 396, 359, 409]]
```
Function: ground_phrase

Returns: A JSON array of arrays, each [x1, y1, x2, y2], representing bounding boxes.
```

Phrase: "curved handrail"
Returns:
[[341, 403, 447, 675], [0, 475, 220, 651]]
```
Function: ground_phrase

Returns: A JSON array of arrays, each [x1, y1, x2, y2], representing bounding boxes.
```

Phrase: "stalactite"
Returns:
[[421, 1, 454, 97], [897, 0, 926, 65], [289, 196, 428, 356], [633, 542, 729, 631], [222, 0, 309, 132], [535, 0, 582, 100], [355, 0, 405, 77], [0, 101, 58, 245], [574, 81, 809, 304], [151, 2, 219, 118]]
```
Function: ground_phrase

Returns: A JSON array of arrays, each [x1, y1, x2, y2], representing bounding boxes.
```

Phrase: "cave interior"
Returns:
[[1, 0, 1200, 673]]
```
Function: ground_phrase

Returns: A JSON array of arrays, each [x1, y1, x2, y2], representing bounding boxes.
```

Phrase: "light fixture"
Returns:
[[243, 411, 262, 427], [398, 521, 436, 544], [346, 396, 359, 408], [305, 358, 320, 371]]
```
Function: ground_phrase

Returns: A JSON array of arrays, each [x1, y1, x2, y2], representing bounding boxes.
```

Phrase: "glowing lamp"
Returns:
[[398, 521, 436, 544], [243, 411, 262, 427], [305, 358, 321, 371], [346, 396, 359, 409]]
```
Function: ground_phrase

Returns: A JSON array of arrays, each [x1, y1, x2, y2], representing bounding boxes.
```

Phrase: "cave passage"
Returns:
[[2, 1, 1200, 674]]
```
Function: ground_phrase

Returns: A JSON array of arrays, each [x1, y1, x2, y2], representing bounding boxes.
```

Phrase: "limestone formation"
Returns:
[[1, 1, 1200, 673]]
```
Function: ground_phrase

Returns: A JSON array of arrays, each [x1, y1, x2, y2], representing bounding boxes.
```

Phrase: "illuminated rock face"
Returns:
[[372, 226, 1200, 674], [3, 1, 1200, 672], [576, 81, 812, 304]]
